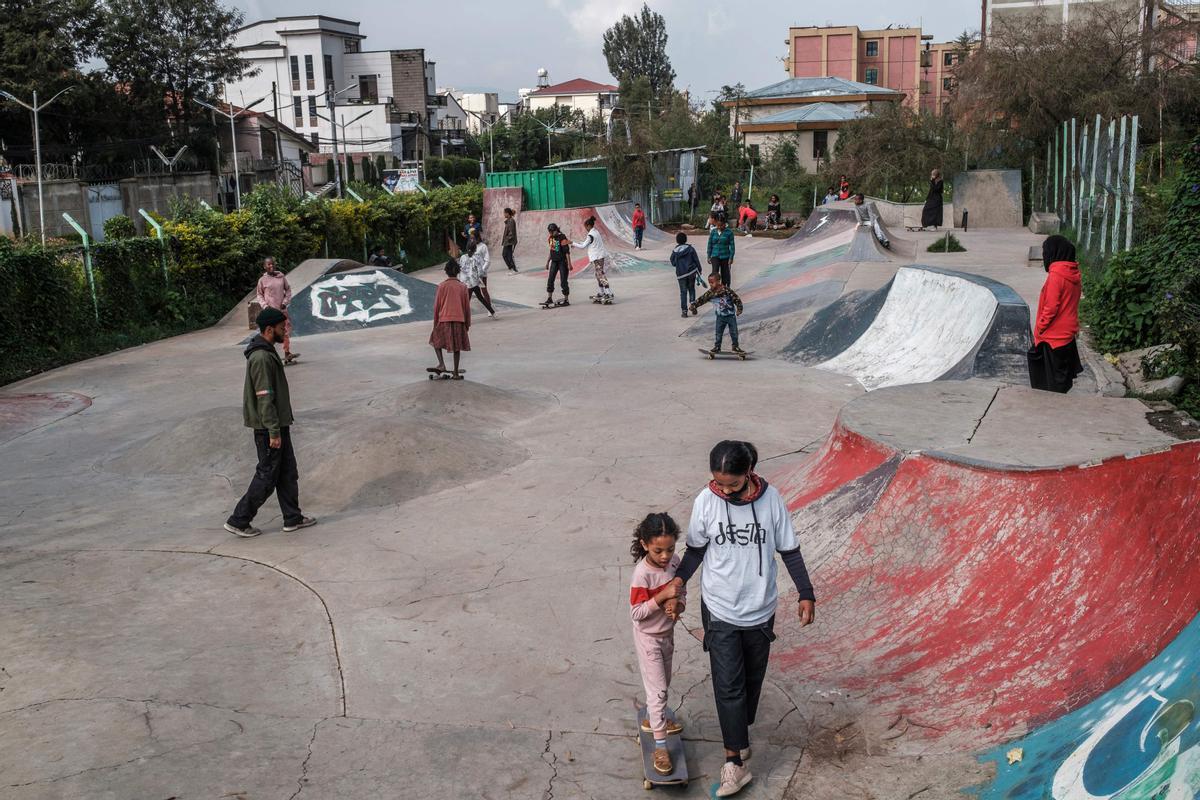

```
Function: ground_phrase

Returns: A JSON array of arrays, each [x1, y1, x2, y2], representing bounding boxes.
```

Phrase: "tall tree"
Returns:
[[97, 0, 250, 134], [602, 4, 675, 103]]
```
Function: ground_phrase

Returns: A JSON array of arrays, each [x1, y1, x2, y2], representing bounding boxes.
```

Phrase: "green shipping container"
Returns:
[[485, 167, 609, 211]]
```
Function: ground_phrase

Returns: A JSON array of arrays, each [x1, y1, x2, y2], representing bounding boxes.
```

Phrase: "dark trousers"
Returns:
[[228, 428, 302, 528], [470, 284, 495, 314], [1028, 339, 1083, 393], [678, 277, 697, 311], [502, 245, 517, 271], [715, 314, 738, 348], [711, 257, 731, 287], [703, 603, 774, 751], [546, 260, 570, 296], [634, 226, 644, 248]]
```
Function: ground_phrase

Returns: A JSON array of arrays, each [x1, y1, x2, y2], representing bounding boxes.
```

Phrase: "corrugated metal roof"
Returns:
[[744, 76, 902, 99], [748, 102, 869, 124]]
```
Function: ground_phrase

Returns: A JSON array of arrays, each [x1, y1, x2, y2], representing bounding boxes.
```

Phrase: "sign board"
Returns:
[[383, 168, 422, 194], [662, 188, 684, 200]]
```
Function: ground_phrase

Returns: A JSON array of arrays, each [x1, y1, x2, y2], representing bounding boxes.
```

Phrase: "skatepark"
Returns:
[[2, 191, 1198, 799]]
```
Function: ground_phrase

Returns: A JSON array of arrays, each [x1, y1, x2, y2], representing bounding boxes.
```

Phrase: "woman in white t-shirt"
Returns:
[[668, 440, 815, 798]]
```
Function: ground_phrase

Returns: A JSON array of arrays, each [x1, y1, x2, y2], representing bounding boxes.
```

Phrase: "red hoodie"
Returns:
[[631, 208, 645, 228], [1034, 261, 1082, 348]]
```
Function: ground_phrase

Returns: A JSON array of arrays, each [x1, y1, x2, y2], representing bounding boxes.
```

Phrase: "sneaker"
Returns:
[[716, 761, 752, 797], [488, 311, 496, 318], [282, 516, 317, 533], [710, 346, 722, 354], [652, 747, 673, 775], [732, 345, 746, 354], [691, 308, 698, 316], [559, 299, 570, 306], [681, 311, 689, 318], [224, 522, 262, 538], [740, 746, 752, 761], [641, 718, 684, 736]]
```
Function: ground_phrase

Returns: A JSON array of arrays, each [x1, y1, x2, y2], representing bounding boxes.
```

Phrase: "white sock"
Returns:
[[655, 738, 667, 748]]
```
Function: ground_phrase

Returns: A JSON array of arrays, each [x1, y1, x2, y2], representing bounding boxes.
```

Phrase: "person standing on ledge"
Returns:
[[224, 307, 316, 538], [501, 207, 519, 272], [1028, 235, 1083, 393], [921, 169, 944, 230]]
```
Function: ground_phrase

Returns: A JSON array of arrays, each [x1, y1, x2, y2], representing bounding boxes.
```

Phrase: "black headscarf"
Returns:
[[1042, 235, 1077, 272]]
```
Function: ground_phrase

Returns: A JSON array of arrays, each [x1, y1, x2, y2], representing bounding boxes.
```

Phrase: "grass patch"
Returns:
[[928, 233, 966, 253]]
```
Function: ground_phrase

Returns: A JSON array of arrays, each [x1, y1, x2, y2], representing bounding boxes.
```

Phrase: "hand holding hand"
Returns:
[[656, 582, 679, 602], [798, 599, 815, 628]]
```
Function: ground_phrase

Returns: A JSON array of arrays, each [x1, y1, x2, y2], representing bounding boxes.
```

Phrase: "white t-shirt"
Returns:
[[686, 483, 798, 627], [572, 228, 608, 262]]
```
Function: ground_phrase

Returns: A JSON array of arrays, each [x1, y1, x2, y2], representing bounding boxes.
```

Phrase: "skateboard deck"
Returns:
[[636, 703, 687, 790], [540, 300, 570, 309], [699, 349, 754, 361], [426, 367, 466, 380]]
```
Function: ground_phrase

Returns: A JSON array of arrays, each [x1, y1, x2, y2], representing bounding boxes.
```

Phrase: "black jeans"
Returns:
[[470, 285, 495, 314], [228, 427, 302, 528], [678, 277, 697, 311], [634, 226, 644, 248], [502, 245, 517, 271], [711, 257, 731, 287], [546, 260, 570, 296], [702, 602, 775, 751]]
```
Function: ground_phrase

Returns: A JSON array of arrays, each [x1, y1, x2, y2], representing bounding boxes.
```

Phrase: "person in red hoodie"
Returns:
[[631, 203, 646, 250], [1028, 235, 1084, 393]]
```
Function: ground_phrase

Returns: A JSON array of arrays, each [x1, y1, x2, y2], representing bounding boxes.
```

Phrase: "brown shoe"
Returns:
[[652, 747, 673, 775], [641, 718, 684, 735]]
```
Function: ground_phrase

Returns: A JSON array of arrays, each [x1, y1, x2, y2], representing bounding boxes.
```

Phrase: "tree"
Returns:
[[97, 0, 250, 134], [602, 4, 675, 102]]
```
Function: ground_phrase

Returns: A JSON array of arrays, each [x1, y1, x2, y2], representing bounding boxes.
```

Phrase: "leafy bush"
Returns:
[[927, 233, 966, 252], [103, 214, 137, 240]]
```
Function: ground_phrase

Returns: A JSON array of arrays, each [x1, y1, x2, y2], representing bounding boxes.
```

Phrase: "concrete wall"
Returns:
[[17, 180, 88, 238], [482, 187, 524, 253], [17, 173, 218, 239], [953, 169, 1023, 228]]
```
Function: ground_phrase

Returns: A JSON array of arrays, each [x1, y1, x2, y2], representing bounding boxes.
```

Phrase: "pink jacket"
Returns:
[[630, 554, 685, 637], [256, 271, 292, 310]]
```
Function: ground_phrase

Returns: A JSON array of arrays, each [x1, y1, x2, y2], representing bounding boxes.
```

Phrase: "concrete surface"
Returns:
[[953, 170, 1024, 229], [0, 220, 1192, 799]]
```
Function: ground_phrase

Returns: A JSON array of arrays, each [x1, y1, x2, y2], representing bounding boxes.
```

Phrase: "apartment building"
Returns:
[[521, 78, 619, 123], [785, 25, 968, 114], [226, 15, 450, 162]]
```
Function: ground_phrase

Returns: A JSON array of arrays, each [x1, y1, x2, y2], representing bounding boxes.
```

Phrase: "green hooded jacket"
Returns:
[[241, 334, 293, 436]]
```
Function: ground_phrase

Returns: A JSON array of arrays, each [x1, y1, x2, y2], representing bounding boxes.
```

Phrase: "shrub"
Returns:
[[103, 214, 137, 240], [927, 233, 966, 252]]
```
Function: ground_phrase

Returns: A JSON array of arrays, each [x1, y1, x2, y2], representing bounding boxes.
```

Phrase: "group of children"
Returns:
[[669, 216, 745, 353], [541, 215, 614, 307]]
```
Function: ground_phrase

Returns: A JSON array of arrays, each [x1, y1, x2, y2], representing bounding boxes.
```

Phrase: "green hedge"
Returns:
[[1, 182, 483, 385]]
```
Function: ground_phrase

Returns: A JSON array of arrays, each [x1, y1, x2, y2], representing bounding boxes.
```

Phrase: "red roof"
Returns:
[[530, 78, 618, 95]]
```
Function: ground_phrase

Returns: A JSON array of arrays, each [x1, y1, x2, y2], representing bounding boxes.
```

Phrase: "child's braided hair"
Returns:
[[630, 512, 681, 562]]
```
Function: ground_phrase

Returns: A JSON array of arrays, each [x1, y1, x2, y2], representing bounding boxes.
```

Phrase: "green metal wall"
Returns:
[[485, 168, 609, 211]]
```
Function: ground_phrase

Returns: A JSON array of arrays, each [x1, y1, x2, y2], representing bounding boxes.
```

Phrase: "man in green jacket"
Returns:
[[707, 216, 736, 288], [224, 307, 316, 538]]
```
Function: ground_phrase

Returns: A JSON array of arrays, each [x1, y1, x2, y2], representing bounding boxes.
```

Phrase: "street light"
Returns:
[[530, 115, 563, 166], [316, 108, 371, 189], [464, 108, 513, 173], [193, 94, 266, 210], [0, 86, 76, 244]]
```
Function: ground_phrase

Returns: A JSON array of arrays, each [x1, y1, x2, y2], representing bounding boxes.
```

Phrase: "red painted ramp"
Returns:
[[763, 380, 1200, 753]]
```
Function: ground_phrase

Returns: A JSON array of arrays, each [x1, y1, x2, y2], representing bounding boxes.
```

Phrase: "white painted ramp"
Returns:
[[818, 267, 999, 390]]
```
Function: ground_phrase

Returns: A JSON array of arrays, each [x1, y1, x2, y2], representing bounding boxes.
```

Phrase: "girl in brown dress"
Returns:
[[428, 258, 471, 379]]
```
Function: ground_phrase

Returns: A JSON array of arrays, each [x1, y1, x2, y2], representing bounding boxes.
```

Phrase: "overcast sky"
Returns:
[[234, 0, 981, 100]]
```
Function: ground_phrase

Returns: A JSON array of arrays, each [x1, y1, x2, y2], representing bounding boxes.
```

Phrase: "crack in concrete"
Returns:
[[541, 730, 559, 800], [966, 386, 1003, 444], [287, 720, 323, 800]]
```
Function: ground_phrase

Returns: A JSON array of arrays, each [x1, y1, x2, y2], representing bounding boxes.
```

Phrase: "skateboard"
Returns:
[[590, 295, 614, 305], [906, 226, 937, 232], [284, 354, 300, 366], [426, 367, 466, 381], [540, 299, 570, 309], [699, 349, 753, 361], [636, 702, 688, 790]]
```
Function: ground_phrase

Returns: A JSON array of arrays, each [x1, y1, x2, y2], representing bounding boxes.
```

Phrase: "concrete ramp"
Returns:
[[288, 267, 437, 335], [814, 266, 1031, 390], [765, 380, 1200, 791], [593, 202, 672, 248], [776, 207, 858, 259]]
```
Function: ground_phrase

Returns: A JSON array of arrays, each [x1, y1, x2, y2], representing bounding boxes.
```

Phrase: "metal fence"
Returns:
[[1038, 114, 1140, 257]]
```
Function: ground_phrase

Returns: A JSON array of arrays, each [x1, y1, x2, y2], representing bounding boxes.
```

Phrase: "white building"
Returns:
[[521, 78, 619, 122], [226, 15, 444, 162]]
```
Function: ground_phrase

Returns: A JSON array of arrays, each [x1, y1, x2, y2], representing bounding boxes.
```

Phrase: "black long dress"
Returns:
[[921, 178, 944, 228]]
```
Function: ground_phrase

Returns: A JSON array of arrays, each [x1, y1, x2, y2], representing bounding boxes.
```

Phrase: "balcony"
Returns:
[[387, 110, 421, 126]]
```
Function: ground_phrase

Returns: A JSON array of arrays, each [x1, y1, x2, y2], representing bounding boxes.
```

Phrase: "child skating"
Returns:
[[428, 258, 471, 379], [572, 216, 613, 304], [691, 273, 744, 355], [630, 512, 686, 776], [544, 223, 572, 307]]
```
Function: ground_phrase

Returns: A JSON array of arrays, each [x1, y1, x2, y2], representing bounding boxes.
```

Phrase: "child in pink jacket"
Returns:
[[630, 512, 686, 776]]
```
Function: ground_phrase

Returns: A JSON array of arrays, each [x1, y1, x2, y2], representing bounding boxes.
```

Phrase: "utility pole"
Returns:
[[193, 94, 265, 210], [271, 81, 284, 164], [0, 86, 75, 244], [327, 82, 343, 198]]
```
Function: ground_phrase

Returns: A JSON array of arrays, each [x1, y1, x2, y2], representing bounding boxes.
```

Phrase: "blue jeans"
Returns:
[[715, 314, 738, 349], [634, 226, 644, 247], [678, 277, 697, 311]]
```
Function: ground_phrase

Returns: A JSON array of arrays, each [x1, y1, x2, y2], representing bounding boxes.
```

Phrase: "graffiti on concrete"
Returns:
[[978, 614, 1200, 799], [309, 271, 413, 324]]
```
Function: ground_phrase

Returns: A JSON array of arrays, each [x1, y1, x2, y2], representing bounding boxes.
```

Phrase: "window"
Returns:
[[310, 133, 319, 147], [864, 67, 879, 85], [943, 52, 956, 67], [308, 96, 318, 128], [290, 56, 300, 91], [865, 40, 879, 57], [293, 96, 303, 126], [359, 74, 379, 102], [323, 54, 333, 84], [344, 38, 359, 54], [943, 77, 954, 91], [813, 130, 829, 160], [305, 55, 315, 90]]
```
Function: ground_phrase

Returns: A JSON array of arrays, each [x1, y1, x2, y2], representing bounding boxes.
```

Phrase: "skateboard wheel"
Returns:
[[643, 779, 653, 790]]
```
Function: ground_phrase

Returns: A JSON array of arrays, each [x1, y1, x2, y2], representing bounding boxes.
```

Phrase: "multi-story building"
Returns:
[[520, 77, 619, 123], [455, 92, 501, 134], [226, 15, 448, 163], [784, 25, 968, 114]]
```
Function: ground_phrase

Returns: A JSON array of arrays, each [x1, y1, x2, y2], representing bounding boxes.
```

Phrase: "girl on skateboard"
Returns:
[[428, 257, 471, 379], [544, 223, 572, 306], [629, 512, 686, 777], [572, 216, 613, 304], [667, 441, 816, 797]]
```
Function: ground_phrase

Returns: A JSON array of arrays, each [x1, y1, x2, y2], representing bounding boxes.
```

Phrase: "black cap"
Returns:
[[256, 306, 287, 331]]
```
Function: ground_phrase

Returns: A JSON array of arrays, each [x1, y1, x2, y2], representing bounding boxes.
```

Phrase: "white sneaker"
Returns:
[[224, 522, 262, 538], [740, 746, 752, 761], [282, 516, 317, 533], [716, 761, 752, 796]]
